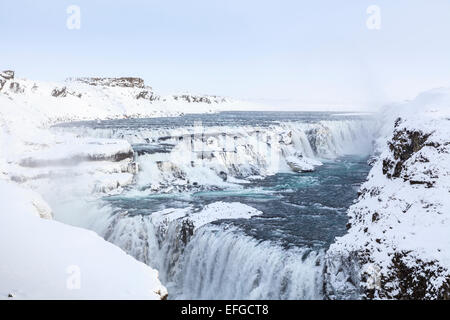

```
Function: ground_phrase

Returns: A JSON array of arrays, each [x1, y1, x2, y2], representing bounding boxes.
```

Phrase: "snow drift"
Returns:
[[0, 179, 167, 299]]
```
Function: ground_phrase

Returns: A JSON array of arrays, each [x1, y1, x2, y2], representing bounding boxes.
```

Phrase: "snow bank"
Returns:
[[325, 88, 450, 299], [0, 179, 167, 299], [149, 201, 262, 231], [286, 155, 322, 173], [188, 202, 262, 230]]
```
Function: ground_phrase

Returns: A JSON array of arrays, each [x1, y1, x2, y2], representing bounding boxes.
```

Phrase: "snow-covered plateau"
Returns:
[[1, 69, 449, 299]]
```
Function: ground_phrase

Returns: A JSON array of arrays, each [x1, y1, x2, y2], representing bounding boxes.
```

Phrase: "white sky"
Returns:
[[1, 0, 450, 110]]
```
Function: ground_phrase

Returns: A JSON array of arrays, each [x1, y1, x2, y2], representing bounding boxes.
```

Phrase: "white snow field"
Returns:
[[0, 180, 167, 299]]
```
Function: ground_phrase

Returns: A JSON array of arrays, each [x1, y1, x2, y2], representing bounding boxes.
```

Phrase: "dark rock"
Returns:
[[394, 117, 402, 128], [136, 90, 160, 101], [70, 77, 146, 88], [219, 171, 228, 181], [9, 82, 22, 93], [159, 290, 168, 300], [51, 87, 67, 97], [172, 94, 225, 104], [0, 70, 14, 80], [51, 86, 82, 98], [383, 129, 431, 178], [179, 219, 195, 245], [132, 143, 174, 155], [371, 212, 379, 222], [385, 252, 450, 299]]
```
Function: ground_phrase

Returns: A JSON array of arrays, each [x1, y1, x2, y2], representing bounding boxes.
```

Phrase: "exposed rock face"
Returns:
[[136, 90, 160, 101], [386, 252, 450, 299], [173, 94, 226, 104], [0, 70, 14, 80], [70, 77, 146, 88], [51, 86, 82, 98], [0, 70, 14, 91], [382, 118, 432, 179], [9, 82, 23, 94], [324, 89, 450, 300], [51, 87, 68, 97]]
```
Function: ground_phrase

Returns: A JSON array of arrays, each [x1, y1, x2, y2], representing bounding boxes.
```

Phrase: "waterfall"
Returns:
[[101, 210, 324, 300], [49, 114, 376, 300], [55, 119, 376, 193], [170, 225, 324, 300]]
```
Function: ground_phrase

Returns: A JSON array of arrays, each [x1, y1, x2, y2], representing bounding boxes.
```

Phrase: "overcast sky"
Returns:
[[1, 0, 450, 109]]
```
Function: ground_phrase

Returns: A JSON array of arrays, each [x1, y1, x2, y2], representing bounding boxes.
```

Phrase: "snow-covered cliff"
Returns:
[[325, 88, 450, 299]]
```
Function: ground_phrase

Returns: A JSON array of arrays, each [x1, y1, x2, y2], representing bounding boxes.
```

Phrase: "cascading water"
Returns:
[[51, 112, 377, 299], [170, 225, 324, 300]]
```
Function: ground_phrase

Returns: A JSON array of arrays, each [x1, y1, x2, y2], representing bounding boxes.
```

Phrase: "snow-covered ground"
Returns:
[[0, 180, 167, 299]]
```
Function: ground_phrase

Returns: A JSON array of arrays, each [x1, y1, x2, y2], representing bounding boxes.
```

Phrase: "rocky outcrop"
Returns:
[[173, 94, 227, 104], [51, 87, 68, 97], [70, 77, 146, 88], [1, 70, 20, 93], [8, 82, 23, 94], [324, 88, 450, 300], [51, 86, 82, 98], [0, 70, 14, 91], [0, 70, 14, 80], [136, 90, 160, 101]]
